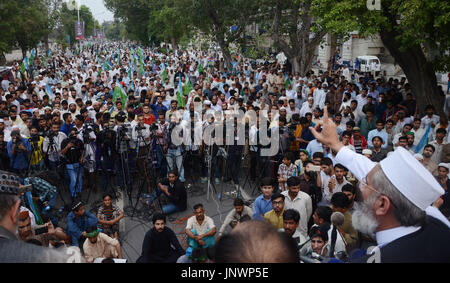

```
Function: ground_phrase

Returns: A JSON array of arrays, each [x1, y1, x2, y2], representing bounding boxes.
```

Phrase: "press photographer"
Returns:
[[43, 123, 67, 170], [0, 132, 10, 171], [114, 112, 133, 192], [78, 118, 97, 193], [28, 126, 45, 172], [97, 122, 118, 192], [61, 128, 84, 200], [7, 127, 31, 175], [165, 114, 185, 183], [132, 114, 151, 172]]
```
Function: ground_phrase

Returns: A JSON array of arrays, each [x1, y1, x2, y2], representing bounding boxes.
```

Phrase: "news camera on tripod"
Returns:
[[60, 127, 84, 200], [114, 112, 134, 198], [165, 114, 185, 183], [97, 122, 119, 195], [78, 120, 97, 193]]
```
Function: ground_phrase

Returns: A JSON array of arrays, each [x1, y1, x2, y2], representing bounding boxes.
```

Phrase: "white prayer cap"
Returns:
[[0, 119, 4, 123], [438, 163, 450, 171], [362, 149, 372, 156], [204, 100, 211, 106], [11, 125, 20, 131], [379, 147, 444, 211]]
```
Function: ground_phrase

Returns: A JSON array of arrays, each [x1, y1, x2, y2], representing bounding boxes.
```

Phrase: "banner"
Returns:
[[75, 21, 85, 40]]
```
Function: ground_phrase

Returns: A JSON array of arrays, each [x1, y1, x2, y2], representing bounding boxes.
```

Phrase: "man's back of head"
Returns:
[[214, 221, 299, 263]]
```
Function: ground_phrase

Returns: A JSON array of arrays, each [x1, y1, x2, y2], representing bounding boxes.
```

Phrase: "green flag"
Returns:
[[41, 55, 47, 67], [161, 68, 167, 82], [285, 77, 291, 89], [184, 75, 193, 96], [198, 62, 204, 74], [113, 84, 128, 106]]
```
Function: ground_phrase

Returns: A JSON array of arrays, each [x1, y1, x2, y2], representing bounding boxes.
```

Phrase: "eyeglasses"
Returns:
[[272, 200, 284, 206], [359, 177, 397, 209]]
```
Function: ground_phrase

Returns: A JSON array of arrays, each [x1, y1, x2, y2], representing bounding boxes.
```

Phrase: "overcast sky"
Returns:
[[79, 0, 115, 24]]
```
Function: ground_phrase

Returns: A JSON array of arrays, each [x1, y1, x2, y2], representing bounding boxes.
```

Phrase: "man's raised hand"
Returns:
[[309, 106, 343, 153]]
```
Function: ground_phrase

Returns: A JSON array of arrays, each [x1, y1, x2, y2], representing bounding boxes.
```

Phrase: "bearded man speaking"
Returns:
[[310, 106, 450, 263]]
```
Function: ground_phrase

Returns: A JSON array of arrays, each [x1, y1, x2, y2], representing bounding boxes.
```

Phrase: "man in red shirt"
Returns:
[[142, 104, 156, 125]]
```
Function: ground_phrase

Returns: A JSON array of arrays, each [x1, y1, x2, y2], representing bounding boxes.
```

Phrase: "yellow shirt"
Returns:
[[29, 136, 44, 165], [264, 209, 285, 229]]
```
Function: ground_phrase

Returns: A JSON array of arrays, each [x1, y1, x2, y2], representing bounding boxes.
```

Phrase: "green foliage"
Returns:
[[103, 21, 127, 41], [312, 0, 450, 71], [0, 0, 20, 56], [104, 0, 151, 44], [147, 0, 191, 48], [13, 0, 48, 54], [58, 3, 96, 45]]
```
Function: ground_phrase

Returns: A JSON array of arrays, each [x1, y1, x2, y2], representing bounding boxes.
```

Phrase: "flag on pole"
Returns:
[[46, 83, 55, 100], [21, 57, 28, 73], [177, 75, 185, 107], [284, 74, 291, 89], [414, 124, 431, 153], [198, 62, 204, 74], [161, 63, 167, 83], [113, 81, 128, 106], [41, 55, 47, 67], [30, 49, 36, 63], [184, 74, 193, 96]]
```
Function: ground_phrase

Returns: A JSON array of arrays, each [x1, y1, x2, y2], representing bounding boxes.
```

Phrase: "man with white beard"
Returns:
[[310, 106, 450, 263]]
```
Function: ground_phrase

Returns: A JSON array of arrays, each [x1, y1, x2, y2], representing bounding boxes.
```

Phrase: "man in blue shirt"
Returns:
[[253, 178, 275, 221], [306, 139, 324, 157], [151, 95, 168, 121], [67, 201, 98, 248], [60, 113, 74, 136], [367, 120, 388, 149], [6, 128, 31, 174]]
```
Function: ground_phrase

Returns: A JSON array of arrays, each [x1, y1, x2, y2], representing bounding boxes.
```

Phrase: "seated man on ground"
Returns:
[[185, 203, 216, 249], [143, 170, 187, 215], [67, 201, 98, 249], [83, 226, 123, 263], [218, 198, 253, 237], [136, 213, 185, 263]]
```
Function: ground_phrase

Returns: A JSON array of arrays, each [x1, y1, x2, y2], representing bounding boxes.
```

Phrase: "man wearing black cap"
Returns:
[[0, 171, 83, 262], [67, 201, 98, 249]]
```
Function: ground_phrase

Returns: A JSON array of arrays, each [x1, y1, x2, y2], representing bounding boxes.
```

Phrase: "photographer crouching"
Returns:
[[7, 127, 31, 176], [61, 128, 84, 200]]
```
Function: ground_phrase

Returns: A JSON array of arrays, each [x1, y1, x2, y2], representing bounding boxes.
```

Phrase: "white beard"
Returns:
[[352, 197, 379, 239]]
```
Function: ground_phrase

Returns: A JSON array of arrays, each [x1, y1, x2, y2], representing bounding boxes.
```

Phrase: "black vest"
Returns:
[[351, 216, 450, 263]]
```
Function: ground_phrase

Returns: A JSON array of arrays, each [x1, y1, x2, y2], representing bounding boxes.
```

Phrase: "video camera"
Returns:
[[118, 124, 131, 140], [82, 122, 95, 143]]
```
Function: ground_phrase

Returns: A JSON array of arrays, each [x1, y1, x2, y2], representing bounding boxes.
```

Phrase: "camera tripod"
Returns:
[[130, 132, 163, 218]]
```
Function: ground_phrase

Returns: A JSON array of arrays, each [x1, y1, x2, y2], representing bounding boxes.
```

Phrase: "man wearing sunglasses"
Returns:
[[310, 106, 450, 263]]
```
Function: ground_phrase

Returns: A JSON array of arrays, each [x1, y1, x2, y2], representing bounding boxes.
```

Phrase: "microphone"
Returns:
[[329, 212, 345, 257]]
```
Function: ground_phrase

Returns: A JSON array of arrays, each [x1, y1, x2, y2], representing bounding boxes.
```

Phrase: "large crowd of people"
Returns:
[[1, 40, 450, 263]]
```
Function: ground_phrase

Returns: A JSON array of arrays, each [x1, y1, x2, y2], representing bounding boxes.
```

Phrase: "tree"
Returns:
[[0, 0, 20, 61], [257, 0, 328, 76], [42, 0, 63, 52], [103, 20, 127, 41], [104, 0, 151, 44], [58, 3, 96, 46], [185, 0, 258, 68], [147, 0, 191, 50], [314, 0, 450, 115], [13, 0, 48, 58]]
